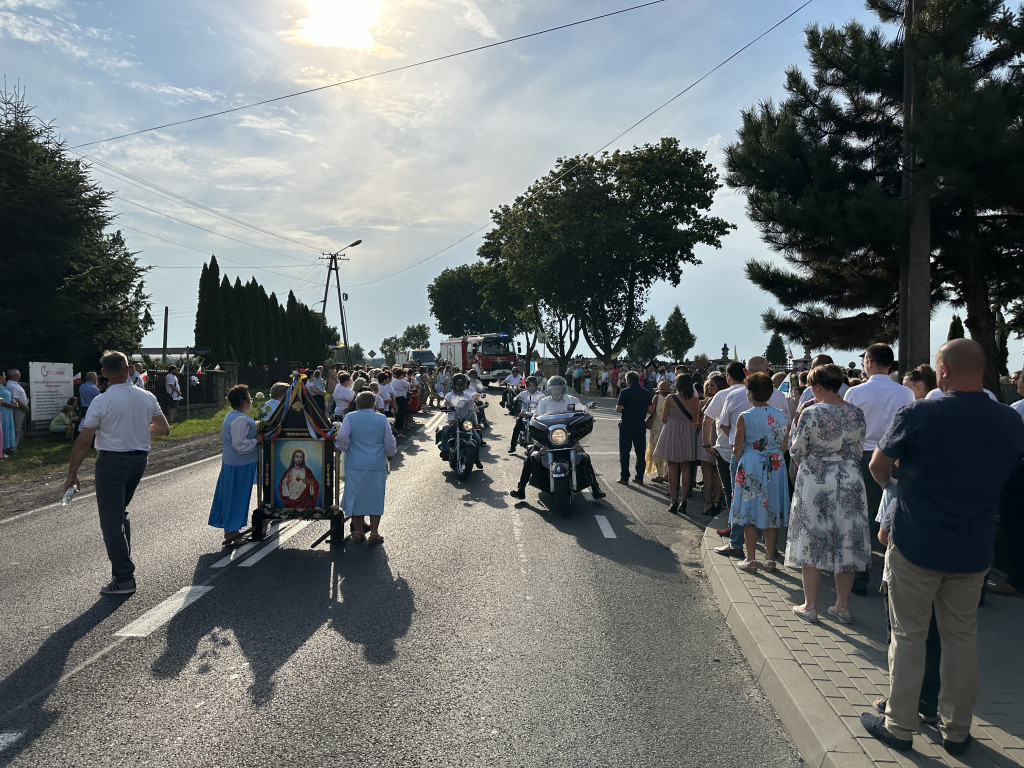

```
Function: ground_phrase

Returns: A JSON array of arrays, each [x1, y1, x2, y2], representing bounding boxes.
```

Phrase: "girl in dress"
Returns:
[[730, 372, 790, 573], [653, 374, 702, 515]]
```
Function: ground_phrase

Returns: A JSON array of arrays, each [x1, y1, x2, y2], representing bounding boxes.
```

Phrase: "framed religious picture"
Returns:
[[274, 440, 324, 509]]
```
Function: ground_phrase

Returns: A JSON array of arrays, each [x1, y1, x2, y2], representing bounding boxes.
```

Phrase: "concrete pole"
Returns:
[[899, 0, 931, 375]]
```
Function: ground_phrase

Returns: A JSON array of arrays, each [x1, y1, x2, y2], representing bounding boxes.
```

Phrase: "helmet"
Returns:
[[512, 368, 519, 374], [525, 376, 538, 387], [534, 369, 544, 378], [452, 373, 469, 388], [547, 375, 566, 398]]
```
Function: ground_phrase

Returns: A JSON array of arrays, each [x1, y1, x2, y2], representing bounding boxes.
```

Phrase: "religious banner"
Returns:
[[29, 361, 74, 429]]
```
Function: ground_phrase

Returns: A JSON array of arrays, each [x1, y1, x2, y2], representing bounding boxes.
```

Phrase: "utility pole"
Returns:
[[320, 239, 362, 369], [162, 306, 169, 364], [899, 0, 931, 374]]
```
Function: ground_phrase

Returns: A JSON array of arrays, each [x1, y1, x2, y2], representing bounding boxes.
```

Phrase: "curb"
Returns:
[[700, 523, 875, 768]]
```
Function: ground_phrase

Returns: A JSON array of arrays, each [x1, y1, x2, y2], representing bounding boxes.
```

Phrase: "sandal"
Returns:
[[762, 560, 777, 573], [367, 533, 384, 545], [826, 605, 853, 624], [792, 605, 818, 623], [736, 559, 758, 573], [222, 534, 250, 548]]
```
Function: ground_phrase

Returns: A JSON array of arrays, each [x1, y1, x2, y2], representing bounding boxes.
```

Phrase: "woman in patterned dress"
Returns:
[[785, 364, 871, 623], [645, 380, 671, 484], [730, 372, 790, 573]]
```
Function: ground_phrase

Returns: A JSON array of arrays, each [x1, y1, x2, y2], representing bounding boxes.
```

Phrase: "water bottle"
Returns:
[[60, 488, 77, 506]]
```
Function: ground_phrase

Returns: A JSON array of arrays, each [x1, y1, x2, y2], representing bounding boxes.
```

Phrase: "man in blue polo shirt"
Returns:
[[860, 339, 1024, 756], [615, 369, 653, 484]]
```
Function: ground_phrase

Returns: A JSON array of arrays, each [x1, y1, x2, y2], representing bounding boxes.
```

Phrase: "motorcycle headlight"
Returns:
[[550, 428, 568, 446], [462, 420, 474, 431]]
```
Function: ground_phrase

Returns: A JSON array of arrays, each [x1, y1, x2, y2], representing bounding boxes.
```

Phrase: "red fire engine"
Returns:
[[438, 333, 520, 385]]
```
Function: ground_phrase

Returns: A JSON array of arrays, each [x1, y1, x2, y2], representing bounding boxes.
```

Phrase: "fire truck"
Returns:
[[438, 333, 520, 385]]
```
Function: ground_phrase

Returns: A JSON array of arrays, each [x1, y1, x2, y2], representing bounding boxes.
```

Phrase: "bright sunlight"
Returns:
[[282, 0, 382, 49]]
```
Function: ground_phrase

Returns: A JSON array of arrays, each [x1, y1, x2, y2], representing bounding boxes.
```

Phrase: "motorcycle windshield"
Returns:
[[450, 395, 477, 420]]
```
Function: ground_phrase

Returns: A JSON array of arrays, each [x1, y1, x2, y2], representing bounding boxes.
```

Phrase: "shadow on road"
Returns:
[[0, 598, 125, 761], [151, 545, 415, 706]]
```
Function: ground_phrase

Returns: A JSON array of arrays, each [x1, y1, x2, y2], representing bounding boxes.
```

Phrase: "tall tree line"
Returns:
[[194, 255, 339, 366]]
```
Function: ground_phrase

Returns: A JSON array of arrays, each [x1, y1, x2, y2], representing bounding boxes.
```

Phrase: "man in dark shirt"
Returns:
[[615, 370, 654, 484], [860, 339, 1024, 756]]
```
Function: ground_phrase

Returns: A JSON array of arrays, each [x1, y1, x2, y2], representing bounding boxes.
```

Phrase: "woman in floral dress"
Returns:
[[785, 364, 870, 623], [645, 380, 671, 484], [730, 372, 790, 573]]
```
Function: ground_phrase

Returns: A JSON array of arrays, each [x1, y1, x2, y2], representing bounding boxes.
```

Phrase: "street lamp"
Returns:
[[321, 239, 362, 369]]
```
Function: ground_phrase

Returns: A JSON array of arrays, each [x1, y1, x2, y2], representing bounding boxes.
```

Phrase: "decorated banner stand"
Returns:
[[252, 371, 344, 546]]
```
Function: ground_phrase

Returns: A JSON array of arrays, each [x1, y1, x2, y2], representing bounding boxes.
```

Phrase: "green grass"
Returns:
[[0, 405, 230, 484]]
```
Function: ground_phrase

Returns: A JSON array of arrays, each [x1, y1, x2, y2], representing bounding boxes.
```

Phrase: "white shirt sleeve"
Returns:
[[230, 415, 258, 453]]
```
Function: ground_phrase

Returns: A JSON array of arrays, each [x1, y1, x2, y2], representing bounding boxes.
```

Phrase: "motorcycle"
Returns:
[[436, 394, 483, 480], [501, 383, 522, 414], [515, 401, 537, 450], [524, 391, 599, 516]]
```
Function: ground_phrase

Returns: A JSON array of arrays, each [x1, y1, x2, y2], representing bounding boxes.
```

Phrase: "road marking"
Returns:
[[595, 514, 616, 538], [210, 520, 296, 568], [239, 521, 310, 567], [0, 732, 23, 752], [114, 586, 214, 638]]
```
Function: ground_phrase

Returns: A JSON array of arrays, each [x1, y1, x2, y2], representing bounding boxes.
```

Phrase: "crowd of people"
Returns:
[[53, 341, 1024, 758]]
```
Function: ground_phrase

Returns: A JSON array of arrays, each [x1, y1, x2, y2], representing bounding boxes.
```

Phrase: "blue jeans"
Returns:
[[95, 451, 148, 583], [619, 419, 646, 480]]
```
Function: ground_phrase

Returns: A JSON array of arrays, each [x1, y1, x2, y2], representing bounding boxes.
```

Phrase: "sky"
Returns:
[[1, 0, 975, 366]]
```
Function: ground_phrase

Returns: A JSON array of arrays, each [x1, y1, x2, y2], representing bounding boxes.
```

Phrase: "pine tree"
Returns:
[[765, 331, 787, 367], [724, 0, 1024, 390], [220, 275, 240, 362], [661, 306, 696, 361], [285, 291, 302, 363], [629, 316, 662, 362], [246, 278, 266, 365], [266, 291, 281, 363]]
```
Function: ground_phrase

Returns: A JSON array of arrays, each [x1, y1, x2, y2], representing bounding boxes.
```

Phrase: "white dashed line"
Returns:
[[594, 515, 616, 538], [239, 521, 311, 567], [210, 520, 298, 568], [114, 586, 214, 638]]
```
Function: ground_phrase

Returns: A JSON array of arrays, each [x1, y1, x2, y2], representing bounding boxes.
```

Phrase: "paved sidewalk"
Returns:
[[700, 517, 1024, 768]]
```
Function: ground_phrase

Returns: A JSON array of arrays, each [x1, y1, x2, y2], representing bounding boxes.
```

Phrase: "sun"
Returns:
[[283, 0, 382, 49]]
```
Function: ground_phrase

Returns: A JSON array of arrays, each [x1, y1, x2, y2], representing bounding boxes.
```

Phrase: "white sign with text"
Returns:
[[29, 362, 74, 427]]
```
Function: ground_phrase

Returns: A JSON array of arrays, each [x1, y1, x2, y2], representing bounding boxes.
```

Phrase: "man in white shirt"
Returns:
[[63, 351, 169, 596], [844, 343, 915, 595], [500, 369, 521, 409], [390, 368, 411, 433], [508, 376, 545, 453], [128, 363, 145, 388], [5, 368, 29, 450]]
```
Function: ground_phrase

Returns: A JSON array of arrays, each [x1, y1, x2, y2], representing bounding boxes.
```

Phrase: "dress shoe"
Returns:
[[988, 582, 1022, 597], [860, 713, 912, 752], [714, 544, 743, 558], [617, 477, 629, 485], [943, 733, 971, 756], [592, 488, 607, 499], [509, 489, 526, 500], [633, 475, 644, 485]]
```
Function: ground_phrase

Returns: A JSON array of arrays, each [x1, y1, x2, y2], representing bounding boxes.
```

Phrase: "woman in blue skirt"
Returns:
[[209, 384, 263, 546]]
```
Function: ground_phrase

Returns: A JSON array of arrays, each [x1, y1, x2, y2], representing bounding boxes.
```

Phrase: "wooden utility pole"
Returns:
[[162, 306, 169, 364], [899, 0, 931, 374]]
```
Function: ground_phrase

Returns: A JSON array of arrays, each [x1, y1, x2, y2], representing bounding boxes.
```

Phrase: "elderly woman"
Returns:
[[0, 371, 18, 455], [786, 364, 871, 623], [209, 384, 264, 547], [335, 390, 397, 544]]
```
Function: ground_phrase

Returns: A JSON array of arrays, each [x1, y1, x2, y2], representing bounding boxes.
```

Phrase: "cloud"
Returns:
[[234, 114, 317, 143], [126, 82, 222, 106], [0, 6, 136, 71]]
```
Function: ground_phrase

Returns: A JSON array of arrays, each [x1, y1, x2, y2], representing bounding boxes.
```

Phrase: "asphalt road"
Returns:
[[0, 396, 802, 767]]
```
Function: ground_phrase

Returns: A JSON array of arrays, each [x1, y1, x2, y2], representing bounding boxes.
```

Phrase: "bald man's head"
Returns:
[[811, 354, 834, 368], [936, 338, 986, 392], [745, 355, 769, 374]]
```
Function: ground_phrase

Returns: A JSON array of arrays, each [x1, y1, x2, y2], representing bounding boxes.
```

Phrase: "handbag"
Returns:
[[644, 411, 655, 429]]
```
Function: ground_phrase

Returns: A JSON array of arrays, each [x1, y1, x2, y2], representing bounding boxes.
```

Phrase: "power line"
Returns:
[[72, 1, 668, 148], [70, 148, 323, 257], [339, 0, 817, 289]]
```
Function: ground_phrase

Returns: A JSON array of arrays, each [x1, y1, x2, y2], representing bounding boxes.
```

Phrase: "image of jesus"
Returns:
[[278, 448, 321, 508]]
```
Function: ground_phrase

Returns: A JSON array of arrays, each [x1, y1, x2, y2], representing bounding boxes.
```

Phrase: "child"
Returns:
[[49, 397, 80, 440]]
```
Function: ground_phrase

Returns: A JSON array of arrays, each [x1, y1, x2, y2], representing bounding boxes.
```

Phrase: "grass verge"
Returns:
[[0, 405, 230, 485]]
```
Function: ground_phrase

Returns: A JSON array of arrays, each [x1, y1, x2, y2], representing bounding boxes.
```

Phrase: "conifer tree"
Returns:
[[765, 331, 787, 367], [947, 315, 965, 341], [661, 306, 696, 361]]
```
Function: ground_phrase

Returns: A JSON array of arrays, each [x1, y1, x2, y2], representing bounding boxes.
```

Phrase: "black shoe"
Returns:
[[509, 488, 526, 500], [100, 578, 137, 596], [617, 477, 629, 485], [633, 475, 644, 485], [475, 460, 484, 469], [860, 713, 912, 752], [440, 451, 450, 461], [592, 488, 607, 499], [943, 734, 971, 756], [507, 447, 516, 454], [668, 500, 679, 515]]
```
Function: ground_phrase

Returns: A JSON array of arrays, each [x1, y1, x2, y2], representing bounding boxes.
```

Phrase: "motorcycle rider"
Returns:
[[500, 368, 521, 409], [533, 369, 548, 391], [437, 373, 483, 468], [508, 376, 606, 499], [508, 376, 544, 454], [465, 369, 490, 431]]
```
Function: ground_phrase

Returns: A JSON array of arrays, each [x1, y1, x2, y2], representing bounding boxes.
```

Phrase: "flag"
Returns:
[[214, 364, 221, 371], [787, 346, 793, 360], [195, 366, 203, 375], [73, 372, 82, 385]]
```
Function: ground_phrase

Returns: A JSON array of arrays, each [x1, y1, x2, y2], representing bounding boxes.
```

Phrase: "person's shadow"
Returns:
[[0, 599, 125, 761], [330, 547, 414, 665]]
